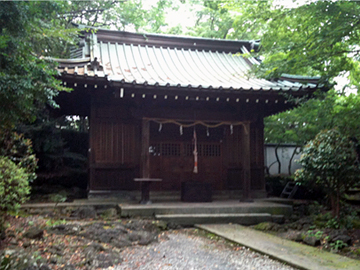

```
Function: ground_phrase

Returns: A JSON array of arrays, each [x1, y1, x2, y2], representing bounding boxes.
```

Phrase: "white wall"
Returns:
[[264, 144, 302, 175]]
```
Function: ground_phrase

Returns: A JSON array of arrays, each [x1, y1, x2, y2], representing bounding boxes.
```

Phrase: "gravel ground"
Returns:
[[116, 230, 297, 270]]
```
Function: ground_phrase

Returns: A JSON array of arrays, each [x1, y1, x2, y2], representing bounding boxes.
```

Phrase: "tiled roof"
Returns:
[[55, 29, 320, 92]]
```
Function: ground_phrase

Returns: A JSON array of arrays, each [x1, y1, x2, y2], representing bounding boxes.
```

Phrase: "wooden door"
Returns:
[[150, 141, 223, 191]]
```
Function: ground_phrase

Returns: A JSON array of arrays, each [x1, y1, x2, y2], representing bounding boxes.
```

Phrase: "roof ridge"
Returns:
[[76, 24, 258, 54]]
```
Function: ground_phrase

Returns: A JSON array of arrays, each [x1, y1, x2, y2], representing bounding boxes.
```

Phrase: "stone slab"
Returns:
[[155, 213, 272, 226], [197, 224, 360, 270], [120, 200, 292, 217]]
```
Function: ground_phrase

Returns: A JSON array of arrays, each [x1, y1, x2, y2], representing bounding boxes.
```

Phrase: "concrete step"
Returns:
[[155, 213, 274, 226], [120, 201, 292, 218]]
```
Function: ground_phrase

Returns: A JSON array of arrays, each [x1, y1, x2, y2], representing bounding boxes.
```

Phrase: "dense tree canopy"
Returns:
[[0, 1, 73, 130], [226, 0, 360, 85], [184, 0, 234, 39], [265, 90, 360, 144], [66, 0, 173, 33]]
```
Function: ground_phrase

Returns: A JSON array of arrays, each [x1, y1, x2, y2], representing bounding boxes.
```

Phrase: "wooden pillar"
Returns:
[[89, 103, 96, 192], [257, 119, 266, 191], [241, 122, 252, 202], [141, 119, 150, 178]]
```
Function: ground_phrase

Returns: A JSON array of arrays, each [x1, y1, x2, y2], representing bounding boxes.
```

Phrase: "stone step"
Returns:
[[120, 201, 292, 218], [88, 190, 267, 202], [155, 213, 274, 226]]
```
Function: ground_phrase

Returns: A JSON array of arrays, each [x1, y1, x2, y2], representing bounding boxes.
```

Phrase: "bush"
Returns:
[[0, 156, 31, 218], [295, 129, 360, 217], [0, 131, 37, 182]]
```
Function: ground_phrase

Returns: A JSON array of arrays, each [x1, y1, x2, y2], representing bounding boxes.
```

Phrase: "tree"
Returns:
[[227, 0, 360, 87], [265, 90, 360, 174], [0, 2, 78, 218], [295, 129, 360, 217], [185, 0, 235, 39], [0, 1, 74, 131], [56, 0, 173, 34]]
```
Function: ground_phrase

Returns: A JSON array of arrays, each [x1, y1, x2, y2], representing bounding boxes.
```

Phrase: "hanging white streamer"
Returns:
[[207, 127, 209, 137], [230, 124, 233, 135], [180, 125, 183, 135], [159, 123, 162, 132]]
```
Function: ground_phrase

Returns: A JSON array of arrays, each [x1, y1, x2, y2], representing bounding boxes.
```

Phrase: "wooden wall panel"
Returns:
[[149, 141, 224, 191], [89, 101, 265, 192], [92, 168, 137, 190], [223, 123, 265, 191], [250, 121, 265, 190], [223, 126, 242, 168], [89, 102, 141, 191], [223, 126, 243, 189], [91, 120, 138, 165]]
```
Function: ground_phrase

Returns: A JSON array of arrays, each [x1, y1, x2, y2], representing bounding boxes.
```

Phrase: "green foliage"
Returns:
[[265, 90, 360, 145], [0, 132, 37, 182], [0, 156, 31, 221], [18, 118, 88, 175], [45, 218, 67, 227], [56, 0, 173, 33], [226, 0, 360, 85], [0, 1, 73, 131], [326, 218, 340, 230], [264, 90, 360, 175], [224, 0, 273, 40], [311, 203, 359, 229], [185, 0, 235, 39], [306, 230, 324, 239], [352, 219, 360, 229], [330, 240, 348, 252], [18, 120, 65, 172], [49, 191, 68, 207], [295, 129, 360, 217]]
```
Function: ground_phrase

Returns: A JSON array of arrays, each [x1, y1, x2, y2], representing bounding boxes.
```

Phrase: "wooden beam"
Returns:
[[141, 119, 150, 178], [241, 122, 252, 202]]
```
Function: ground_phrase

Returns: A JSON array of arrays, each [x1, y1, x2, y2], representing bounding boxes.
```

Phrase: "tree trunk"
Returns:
[[335, 186, 340, 218], [288, 146, 299, 175], [330, 195, 337, 218], [330, 193, 340, 218], [274, 143, 281, 174]]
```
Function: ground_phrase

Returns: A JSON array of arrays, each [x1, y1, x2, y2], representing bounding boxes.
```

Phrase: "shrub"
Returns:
[[0, 156, 31, 220], [0, 131, 37, 182], [295, 129, 360, 217]]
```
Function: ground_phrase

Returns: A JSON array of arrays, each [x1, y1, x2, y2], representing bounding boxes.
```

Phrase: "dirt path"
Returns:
[[116, 230, 297, 270]]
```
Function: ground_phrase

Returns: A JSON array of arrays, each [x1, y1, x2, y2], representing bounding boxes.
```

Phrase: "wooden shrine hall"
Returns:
[[54, 26, 323, 201]]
